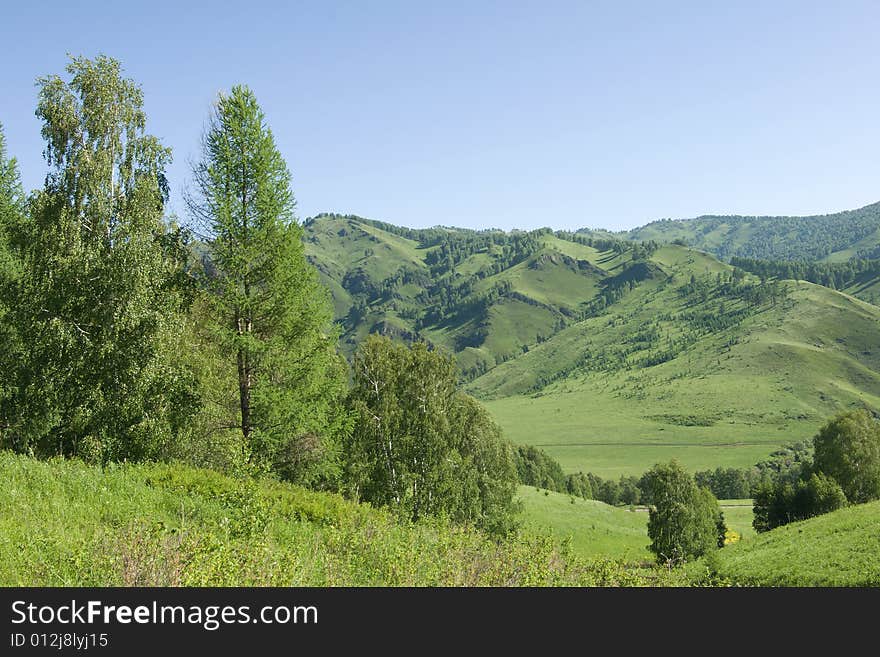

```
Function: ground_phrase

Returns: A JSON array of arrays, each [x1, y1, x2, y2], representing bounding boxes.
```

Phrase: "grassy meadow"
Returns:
[[517, 486, 651, 560], [0, 452, 685, 587], [517, 488, 756, 560], [481, 280, 880, 477]]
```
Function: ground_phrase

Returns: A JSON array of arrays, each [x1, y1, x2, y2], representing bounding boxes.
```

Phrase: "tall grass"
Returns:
[[0, 452, 685, 587]]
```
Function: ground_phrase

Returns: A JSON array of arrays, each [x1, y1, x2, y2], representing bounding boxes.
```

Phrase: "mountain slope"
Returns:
[[303, 214, 880, 478], [622, 201, 880, 262], [476, 266, 880, 477], [303, 214, 642, 378], [480, 279, 880, 476]]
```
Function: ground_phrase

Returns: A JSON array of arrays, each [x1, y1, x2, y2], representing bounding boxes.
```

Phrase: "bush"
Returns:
[[753, 472, 847, 532]]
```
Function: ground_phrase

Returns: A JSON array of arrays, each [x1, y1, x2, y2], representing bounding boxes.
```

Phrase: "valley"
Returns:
[[304, 211, 880, 478]]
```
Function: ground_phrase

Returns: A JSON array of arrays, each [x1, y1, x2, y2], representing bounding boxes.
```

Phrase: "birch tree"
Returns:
[[4, 56, 196, 461], [344, 335, 519, 534]]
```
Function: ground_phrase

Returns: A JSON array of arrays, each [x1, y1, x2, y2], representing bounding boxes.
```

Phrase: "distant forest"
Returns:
[[626, 202, 880, 261]]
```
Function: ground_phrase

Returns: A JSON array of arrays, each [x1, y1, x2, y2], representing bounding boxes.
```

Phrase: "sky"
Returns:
[[1, 1, 879, 231]]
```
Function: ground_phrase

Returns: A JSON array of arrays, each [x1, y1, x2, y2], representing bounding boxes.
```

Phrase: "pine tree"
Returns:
[[0, 122, 23, 265], [0, 121, 23, 306], [187, 85, 348, 486], [4, 56, 197, 461]]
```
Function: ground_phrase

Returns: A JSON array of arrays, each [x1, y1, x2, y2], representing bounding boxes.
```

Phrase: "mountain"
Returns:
[[303, 213, 637, 379], [619, 201, 880, 262], [303, 212, 880, 478], [477, 274, 880, 477]]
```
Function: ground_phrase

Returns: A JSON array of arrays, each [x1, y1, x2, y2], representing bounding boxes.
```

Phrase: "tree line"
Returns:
[[692, 410, 880, 534], [516, 409, 880, 557], [694, 441, 812, 499], [751, 410, 880, 531], [730, 256, 880, 293]]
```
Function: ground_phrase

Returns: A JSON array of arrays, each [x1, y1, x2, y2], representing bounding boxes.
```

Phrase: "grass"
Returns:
[[7, 450, 871, 586], [473, 247, 603, 311], [517, 489, 755, 561], [718, 500, 756, 540], [703, 500, 880, 586], [0, 452, 685, 587], [517, 486, 650, 561]]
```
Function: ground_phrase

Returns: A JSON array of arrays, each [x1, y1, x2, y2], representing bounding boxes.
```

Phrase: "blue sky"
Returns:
[[1, 1, 878, 231]]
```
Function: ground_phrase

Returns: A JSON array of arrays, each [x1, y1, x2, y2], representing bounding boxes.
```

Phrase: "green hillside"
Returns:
[[304, 214, 880, 478], [623, 201, 880, 262], [717, 500, 756, 540], [844, 272, 880, 305], [303, 214, 636, 377], [518, 488, 755, 560], [517, 486, 650, 560], [0, 452, 679, 586], [480, 278, 880, 477], [704, 500, 880, 586]]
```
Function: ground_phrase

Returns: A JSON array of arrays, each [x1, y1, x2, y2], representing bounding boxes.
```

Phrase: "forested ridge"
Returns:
[[623, 201, 880, 261]]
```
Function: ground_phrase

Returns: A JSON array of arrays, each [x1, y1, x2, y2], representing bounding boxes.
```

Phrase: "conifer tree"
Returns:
[[187, 85, 348, 486]]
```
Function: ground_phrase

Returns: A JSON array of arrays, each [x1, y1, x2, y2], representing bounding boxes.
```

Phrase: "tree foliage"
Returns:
[[1, 56, 197, 461], [514, 445, 567, 492], [0, 122, 23, 276], [694, 441, 813, 500], [731, 256, 880, 296], [812, 409, 880, 504], [643, 460, 724, 565], [186, 85, 349, 486], [751, 410, 880, 532], [0, 123, 25, 427], [630, 202, 880, 261], [752, 472, 847, 533], [343, 335, 519, 534]]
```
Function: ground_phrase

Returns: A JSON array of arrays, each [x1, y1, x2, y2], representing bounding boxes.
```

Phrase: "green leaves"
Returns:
[[2, 56, 196, 462], [749, 410, 878, 533], [644, 460, 723, 566], [813, 409, 880, 505], [343, 335, 519, 535], [0, 124, 26, 442], [187, 85, 348, 487]]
